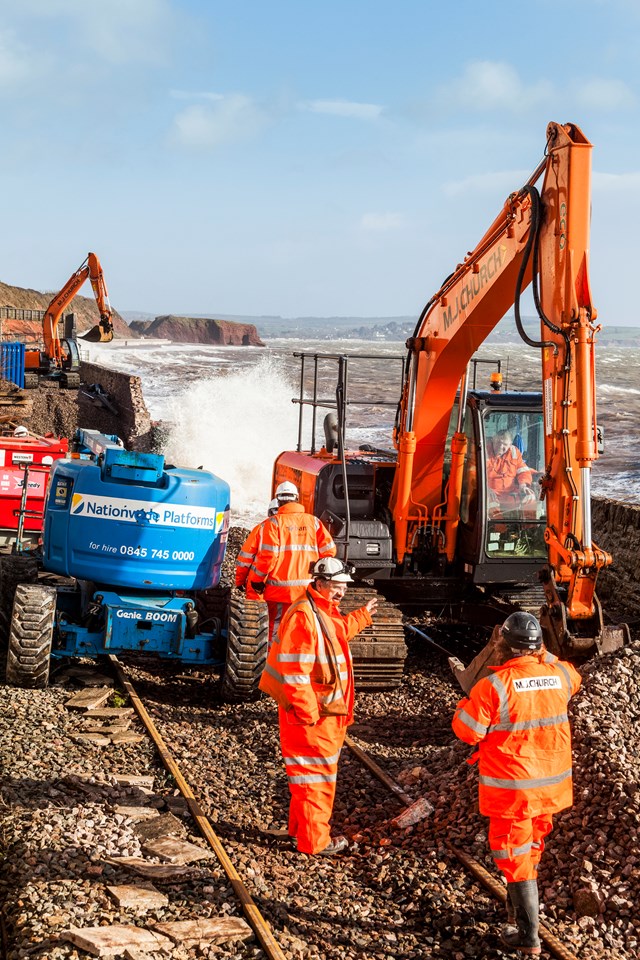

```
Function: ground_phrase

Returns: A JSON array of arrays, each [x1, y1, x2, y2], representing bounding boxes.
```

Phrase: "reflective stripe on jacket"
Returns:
[[259, 584, 372, 724], [452, 651, 582, 817], [487, 444, 533, 494], [235, 522, 266, 600], [250, 502, 336, 602]]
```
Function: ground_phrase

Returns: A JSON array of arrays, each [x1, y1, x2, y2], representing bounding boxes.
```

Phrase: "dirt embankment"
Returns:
[[0, 279, 131, 340], [130, 315, 264, 346]]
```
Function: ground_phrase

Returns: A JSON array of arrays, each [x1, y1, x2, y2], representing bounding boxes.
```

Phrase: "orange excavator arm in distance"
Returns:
[[391, 122, 608, 627], [42, 252, 114, 362]]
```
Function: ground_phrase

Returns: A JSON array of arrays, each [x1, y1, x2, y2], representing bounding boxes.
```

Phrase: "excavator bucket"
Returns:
[[82, 325, 114, 343]]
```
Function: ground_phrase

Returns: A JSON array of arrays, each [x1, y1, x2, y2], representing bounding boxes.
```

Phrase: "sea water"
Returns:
[[79, 338, 639, 527]]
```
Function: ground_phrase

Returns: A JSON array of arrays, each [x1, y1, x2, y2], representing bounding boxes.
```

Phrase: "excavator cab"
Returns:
[[451, 391, 548, 591]]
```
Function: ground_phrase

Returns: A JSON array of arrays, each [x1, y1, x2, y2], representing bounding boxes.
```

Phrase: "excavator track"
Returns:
[[340, 586, 407, 690]]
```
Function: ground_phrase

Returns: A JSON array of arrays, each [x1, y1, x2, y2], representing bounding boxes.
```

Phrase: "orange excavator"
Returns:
[[272, 121, 628, 687], [24, 252, 114, 389]]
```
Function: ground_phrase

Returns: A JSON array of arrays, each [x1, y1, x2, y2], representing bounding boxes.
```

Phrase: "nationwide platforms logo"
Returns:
[[70, 493, 226, 531]]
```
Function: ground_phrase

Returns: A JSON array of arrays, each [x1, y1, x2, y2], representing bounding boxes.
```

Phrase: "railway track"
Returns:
[[0, 641, 596, 959]]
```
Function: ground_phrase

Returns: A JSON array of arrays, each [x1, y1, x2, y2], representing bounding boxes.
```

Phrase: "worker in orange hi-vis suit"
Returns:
[[452, 612, 582, 956], [249, 481, 336, 644], [235, 499, 279, 600], [260, 557, 377, 856], [487, 429, 536, 518]]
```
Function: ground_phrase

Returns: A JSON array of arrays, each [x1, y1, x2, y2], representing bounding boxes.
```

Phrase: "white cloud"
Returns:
[[170, 95, 270, 149], [0, 29, 33, 86], [170, 90, 225, 102], [301, 99, 383, 120], [443, 169, 531, 198], [593, 170, 640, 192], [572, 78, 635, 111], [16, 0, 176, 64], [437, 61, 554, 112], [360, 212, 405, 232]]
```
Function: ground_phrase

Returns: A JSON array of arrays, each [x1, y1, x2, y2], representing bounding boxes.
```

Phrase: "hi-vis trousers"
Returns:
[[278, 707, 348, 854], [267, 601, 292, 647], [489, 813, 554, 882]]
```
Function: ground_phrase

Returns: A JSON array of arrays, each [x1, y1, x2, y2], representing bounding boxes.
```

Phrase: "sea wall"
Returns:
[[78, 361, 156, 451], [592, 496, 640, 619]]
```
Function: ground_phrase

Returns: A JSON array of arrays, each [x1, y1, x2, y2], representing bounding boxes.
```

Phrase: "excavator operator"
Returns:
[[486, 430, 536, 518]]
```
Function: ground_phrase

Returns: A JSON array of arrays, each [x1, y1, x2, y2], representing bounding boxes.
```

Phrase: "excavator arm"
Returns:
[[391, 122, 611, 638], [42, 252, 114, 362]]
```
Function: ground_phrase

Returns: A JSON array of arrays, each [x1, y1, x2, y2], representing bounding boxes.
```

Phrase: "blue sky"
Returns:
[[1, 0, 639, 323]]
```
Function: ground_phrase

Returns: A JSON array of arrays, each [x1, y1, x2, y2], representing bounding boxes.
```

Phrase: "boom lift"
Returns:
[[5, 429, 269, 700], [24, 252, 114, 389], [273, 121, 628, 686]]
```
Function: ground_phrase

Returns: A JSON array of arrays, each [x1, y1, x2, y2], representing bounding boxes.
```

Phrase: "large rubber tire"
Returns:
[[220, 591, 269, 703], [5, 583, 56, 688], [0, 554, 40, 649]]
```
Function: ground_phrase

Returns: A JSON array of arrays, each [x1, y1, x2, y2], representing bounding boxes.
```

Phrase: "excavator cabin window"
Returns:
[[483, 411, 546, 558]]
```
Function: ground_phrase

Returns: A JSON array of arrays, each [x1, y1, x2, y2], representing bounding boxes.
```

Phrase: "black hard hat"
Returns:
[[501, 611, 543, 650]]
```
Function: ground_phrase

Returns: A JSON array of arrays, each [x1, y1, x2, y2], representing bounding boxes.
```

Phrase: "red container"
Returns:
[[0, 432, 69, 543]]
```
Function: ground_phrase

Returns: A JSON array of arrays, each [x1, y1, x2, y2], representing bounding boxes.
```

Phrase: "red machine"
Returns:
[[0, 430, 69, 546]]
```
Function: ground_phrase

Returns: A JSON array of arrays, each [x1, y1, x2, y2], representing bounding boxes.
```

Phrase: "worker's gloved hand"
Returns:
[[250, 580, 266, 595], [520, 484, 536, 503]]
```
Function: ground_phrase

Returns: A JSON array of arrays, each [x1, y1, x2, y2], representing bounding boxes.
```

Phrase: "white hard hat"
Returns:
[[275, 480, 299, 503], [312, 557, 353, 583], [13, 425, 28, 437], [268, 498, 279, 516]]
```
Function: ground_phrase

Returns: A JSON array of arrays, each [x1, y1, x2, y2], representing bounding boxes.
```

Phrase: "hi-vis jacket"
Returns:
[[235, 522, 266, 600], [487, 444, 533, 494], [452, 651, 582, 818], [259, 584, 372, 725], [250, 502, 336, 603]]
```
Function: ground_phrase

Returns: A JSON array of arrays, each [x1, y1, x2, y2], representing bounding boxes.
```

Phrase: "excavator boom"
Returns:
[[42, 252, 114, 359], [391, 121, 614, 648]]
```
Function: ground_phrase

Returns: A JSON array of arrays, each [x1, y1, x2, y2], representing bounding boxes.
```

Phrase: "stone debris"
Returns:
[[65, 686, 113, 710], [106, 882, 169, 911], [113, 774, 155, 790], [85, 707, 135, 718], [81, 719, 133, 733], [105, 857, 199, 879], [64, 924, 173, 956], [72, 732, 112, 746], [113, 805, 161, 821], [142, 836, 215, 864], [134, 811, 188, 843], [152, 916, 253, 945]]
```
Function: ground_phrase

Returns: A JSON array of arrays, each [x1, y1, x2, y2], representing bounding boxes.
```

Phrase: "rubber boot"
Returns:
[[501, 885, 518, 939], [499, 880, 541, 955]]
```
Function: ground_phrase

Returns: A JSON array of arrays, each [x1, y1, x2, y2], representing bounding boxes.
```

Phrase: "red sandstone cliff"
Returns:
[[131, 315, 265, 346]]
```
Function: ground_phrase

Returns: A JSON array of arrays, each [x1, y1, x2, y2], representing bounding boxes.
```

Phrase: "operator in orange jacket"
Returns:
[[235, 499, 279, 600], [259, 557, 377, 856], [487, 429, 536, 518], [452, 612, 581, 955], [249, 481, 336, 644]]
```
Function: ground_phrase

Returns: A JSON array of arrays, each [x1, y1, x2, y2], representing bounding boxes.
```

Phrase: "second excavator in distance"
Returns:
[[24, 251, 114, 388]]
